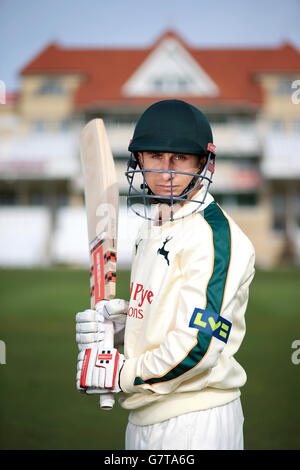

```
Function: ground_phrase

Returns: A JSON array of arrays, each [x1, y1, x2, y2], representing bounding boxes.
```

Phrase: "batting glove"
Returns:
[[76, 346, 125, 393], [75, 298, 128, 350]]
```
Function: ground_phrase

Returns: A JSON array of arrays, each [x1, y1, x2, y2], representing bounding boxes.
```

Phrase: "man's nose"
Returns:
[[160, 158, 173, 177]]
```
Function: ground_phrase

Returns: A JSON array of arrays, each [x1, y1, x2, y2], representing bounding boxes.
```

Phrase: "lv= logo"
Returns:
[[189, 308, 232, 343]]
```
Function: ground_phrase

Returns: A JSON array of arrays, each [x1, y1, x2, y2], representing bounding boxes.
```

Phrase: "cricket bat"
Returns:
[[80, 118, 119, 410]]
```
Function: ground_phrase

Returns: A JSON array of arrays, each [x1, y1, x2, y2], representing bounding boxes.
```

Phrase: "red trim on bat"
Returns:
[[104, 251, 117, 263], [89, 237, 104, 255], [80, 348, 91, 388], [93, 245, 105, 303]]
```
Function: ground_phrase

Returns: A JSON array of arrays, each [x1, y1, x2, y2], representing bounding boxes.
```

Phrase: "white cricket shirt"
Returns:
[[119, 188, 255, 426]]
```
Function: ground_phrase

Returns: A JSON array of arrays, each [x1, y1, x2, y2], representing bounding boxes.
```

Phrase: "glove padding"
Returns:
[[102, 298, 128, 346], [77, 347, 125, 393], [76, 298, 128, 350]]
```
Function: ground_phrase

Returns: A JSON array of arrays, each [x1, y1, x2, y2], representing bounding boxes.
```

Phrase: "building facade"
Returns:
[[0, 31, 300, 268]]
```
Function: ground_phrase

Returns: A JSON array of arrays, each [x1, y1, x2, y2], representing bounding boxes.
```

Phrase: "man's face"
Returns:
[[138, 151, 206, 197]]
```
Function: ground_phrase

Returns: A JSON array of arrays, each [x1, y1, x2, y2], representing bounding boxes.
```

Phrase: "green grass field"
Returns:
[[0, 267, 300, 450]]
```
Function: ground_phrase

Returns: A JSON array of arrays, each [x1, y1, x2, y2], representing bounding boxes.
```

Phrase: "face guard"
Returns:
[[126, 144, 216, 222]]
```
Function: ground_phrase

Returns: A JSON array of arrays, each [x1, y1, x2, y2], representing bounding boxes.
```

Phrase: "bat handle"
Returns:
[[99, 319, 115, 410]]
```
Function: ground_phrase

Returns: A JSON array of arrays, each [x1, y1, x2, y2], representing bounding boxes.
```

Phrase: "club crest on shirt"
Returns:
[[157, 236, 173, 265], [189, 307, 232, 343], [135, 238, 143, 255]]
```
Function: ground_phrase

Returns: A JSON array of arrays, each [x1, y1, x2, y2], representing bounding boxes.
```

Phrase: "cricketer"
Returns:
[[76, 99, 255, 450]]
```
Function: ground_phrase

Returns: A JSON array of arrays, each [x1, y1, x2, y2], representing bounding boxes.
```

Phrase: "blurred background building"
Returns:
[[0, 30, 300, 269]]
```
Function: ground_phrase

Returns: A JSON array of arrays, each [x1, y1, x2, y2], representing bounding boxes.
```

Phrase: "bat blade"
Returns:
[[80, 118, 119, 410]]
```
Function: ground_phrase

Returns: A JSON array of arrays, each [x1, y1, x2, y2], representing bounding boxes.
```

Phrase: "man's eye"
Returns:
[[175, 155, 186, 160]]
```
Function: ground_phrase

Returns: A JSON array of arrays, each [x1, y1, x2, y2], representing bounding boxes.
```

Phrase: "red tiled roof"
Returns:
[[20, 31, 300, 110]]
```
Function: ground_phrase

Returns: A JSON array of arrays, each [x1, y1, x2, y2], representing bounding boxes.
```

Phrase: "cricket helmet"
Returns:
[[126, 99, 216, 222]]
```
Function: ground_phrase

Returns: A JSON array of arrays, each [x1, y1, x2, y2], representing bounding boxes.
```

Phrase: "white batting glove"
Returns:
[[76, 298, 128, 350], [101, 298, 128, 346], [76, 346, 125, 393]]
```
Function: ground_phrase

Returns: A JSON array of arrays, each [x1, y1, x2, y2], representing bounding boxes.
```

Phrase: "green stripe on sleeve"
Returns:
[[134, 202, 231, 387], [204, 202, 231, 315]]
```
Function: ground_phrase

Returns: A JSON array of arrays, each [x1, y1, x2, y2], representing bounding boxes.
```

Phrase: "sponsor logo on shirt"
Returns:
[[128, 282, 154, 319], [189, 307, 232, 343]]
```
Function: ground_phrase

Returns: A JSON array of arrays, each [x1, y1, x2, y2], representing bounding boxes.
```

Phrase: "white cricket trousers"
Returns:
[[125, 398, 244, 450]]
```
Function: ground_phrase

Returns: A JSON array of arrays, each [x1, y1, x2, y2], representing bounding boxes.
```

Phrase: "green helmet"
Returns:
[[128, 99, 214, 156]]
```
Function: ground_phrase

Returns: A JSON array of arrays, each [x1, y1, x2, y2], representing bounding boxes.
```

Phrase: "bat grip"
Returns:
[[99, 320, 115, 410]]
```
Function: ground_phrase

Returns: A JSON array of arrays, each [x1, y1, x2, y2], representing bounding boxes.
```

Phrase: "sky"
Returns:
[[1, 0, 300, 92]]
